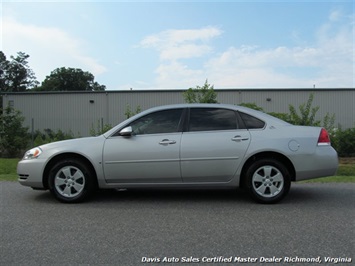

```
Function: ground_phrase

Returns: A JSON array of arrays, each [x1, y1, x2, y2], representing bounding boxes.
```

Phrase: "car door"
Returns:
[[180, 107, 251, 183], [103, 108, 184, 184]]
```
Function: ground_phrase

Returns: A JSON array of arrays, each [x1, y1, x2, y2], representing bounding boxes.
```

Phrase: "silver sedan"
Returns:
[[18, 104, 338, 203]]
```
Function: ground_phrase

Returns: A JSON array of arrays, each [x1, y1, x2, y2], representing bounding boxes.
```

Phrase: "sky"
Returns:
[[1, 0, 354, 90]]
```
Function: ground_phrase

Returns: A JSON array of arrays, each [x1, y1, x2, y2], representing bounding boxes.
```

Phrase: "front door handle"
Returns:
[[231, 136, 249, 142], [159, 139, 176, 145]]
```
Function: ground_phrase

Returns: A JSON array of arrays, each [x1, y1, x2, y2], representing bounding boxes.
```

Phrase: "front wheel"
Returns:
[[48, 159, 96, 203], [245, 159, 291, 204]]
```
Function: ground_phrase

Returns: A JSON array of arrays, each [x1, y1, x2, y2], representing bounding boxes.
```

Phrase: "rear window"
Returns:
[[239, 112, 265, 129]]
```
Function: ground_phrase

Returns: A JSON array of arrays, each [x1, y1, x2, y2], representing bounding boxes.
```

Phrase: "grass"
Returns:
[[0, 158, 354, 183], [0, 158, 19, 181]]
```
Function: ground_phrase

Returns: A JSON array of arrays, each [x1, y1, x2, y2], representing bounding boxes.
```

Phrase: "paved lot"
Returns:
[[1, 182, 354, 265]]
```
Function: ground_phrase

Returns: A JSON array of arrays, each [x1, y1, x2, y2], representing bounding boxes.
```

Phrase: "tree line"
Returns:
[[0, 51, 106, 92]]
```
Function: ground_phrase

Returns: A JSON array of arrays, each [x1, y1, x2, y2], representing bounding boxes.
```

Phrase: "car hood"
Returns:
[[37, 135, 106, 153]]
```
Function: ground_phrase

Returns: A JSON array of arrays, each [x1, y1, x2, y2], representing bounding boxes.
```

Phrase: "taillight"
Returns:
[[318, 128, 331, 146]]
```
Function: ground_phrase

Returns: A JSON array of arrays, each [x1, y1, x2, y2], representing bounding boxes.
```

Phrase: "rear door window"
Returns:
[[188, 108, 238, 132]]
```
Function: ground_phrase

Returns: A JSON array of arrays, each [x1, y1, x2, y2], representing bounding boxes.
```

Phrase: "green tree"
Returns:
[[33, 128, 75, 146], [183, 80, 218, 103], [0, 106, 29, 157], [322, 112, 336, 133], [36, 67, 106, 91], [125, 104, 141, 119], [288, 93, 320, 126], [0, 52, 9, 92], [331, 127, 355, 157], [237, 94, 335, 130], [89, 120, 112, 136], [0, 51, 39, 92], [267, 112, 292, 123], [287, 93, 336, 131]]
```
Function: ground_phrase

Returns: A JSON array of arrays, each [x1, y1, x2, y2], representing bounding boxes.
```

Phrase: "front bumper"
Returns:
[[17, 159, 47, 189]]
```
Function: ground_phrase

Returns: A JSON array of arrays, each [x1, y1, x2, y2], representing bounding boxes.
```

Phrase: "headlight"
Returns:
[[23, 147, 42, 160]]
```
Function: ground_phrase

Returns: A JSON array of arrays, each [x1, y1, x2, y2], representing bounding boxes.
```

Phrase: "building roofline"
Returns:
[[1, 88, 354, 95]]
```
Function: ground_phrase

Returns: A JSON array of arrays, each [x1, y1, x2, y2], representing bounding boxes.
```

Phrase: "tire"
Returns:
[[48, 158, 96, 203], [245, 158, 291, 204]]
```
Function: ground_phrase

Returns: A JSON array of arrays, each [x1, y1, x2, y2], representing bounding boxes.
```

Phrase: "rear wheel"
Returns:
[[48, 159, 96, 203], [245, 158, 291, 204]]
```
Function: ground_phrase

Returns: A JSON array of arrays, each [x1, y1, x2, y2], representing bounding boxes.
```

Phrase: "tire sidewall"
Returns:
[[245, 159, 291, 204], [48, 159, 95, 203]]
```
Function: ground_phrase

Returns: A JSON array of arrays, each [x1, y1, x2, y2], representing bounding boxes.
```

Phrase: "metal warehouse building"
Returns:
[[2, 88, 354, 136]]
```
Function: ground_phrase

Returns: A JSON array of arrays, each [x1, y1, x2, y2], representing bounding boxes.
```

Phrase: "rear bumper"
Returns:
[[294, 146, 338, 181]]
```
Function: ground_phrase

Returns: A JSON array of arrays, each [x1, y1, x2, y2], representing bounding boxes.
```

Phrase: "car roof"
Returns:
[[143, 103, 249, 112]]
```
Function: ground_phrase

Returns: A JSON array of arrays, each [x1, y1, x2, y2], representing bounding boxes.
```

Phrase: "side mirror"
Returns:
[[119, 126, 133, 136]]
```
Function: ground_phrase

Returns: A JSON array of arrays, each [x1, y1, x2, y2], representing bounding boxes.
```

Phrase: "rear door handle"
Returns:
[[159, 139, 176, 145], [231, 135, 249, 142]]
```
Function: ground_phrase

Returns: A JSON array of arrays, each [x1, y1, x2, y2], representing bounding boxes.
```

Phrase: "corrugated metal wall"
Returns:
[[2, 89, 354, 136]]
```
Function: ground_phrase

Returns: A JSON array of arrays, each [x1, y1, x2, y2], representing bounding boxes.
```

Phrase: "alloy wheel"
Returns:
[[251, 165, 284, 198], [54, 166, 85, 198]]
